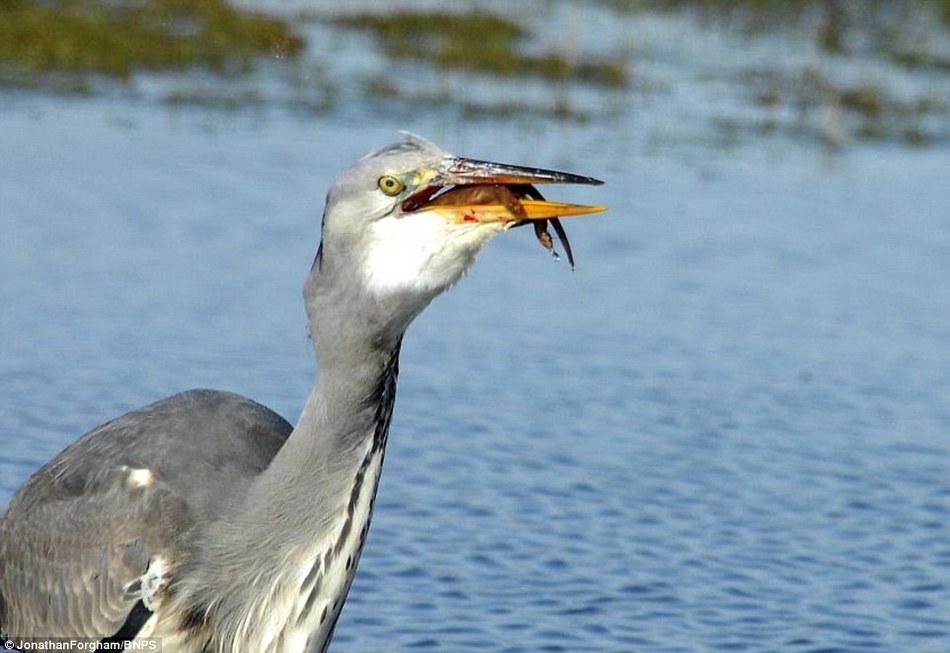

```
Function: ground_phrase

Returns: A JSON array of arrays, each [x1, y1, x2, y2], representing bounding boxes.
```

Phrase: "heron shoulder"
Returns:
[[0, 389, 293, 640]]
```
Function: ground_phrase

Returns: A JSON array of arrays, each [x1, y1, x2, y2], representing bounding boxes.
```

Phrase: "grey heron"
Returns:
[[0, 133, 604, 653]]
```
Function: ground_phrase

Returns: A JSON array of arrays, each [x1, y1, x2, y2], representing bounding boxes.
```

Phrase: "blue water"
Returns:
[[2, 3, 950, 651]]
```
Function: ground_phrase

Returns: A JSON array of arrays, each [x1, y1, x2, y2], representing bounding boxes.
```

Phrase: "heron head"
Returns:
[[310, 133, 604, 338]]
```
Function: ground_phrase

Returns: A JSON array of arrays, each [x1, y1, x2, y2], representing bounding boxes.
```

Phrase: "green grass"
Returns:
[[332, 10, 628, 88], [933, 0, 950, 23], [0, 0, 303, 84]]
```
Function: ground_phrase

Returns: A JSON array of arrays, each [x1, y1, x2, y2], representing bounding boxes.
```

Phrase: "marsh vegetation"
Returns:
[[1, 0, 948, 147]]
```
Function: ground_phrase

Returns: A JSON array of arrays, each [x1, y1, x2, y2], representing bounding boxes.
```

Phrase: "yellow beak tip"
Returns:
[[427, 201, 607, 224]]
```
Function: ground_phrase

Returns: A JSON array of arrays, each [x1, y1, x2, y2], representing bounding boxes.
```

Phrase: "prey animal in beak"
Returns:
[[402, 157, 606, 269]]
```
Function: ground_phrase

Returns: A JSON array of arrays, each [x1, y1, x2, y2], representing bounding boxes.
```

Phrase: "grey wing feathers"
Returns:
[[1, 456, 179, 638], [0, 389, 292, 640]]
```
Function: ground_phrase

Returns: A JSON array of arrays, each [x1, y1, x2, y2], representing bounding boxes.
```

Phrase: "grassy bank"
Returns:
[[331, 10, 628, 88], [0, 1, 946, 145], [0, 0, 303, 87]]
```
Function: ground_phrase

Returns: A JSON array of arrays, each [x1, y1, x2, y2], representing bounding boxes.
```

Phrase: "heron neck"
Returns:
[[252, 337, 401, 521], [268, 261, 409, 492], [183, 337, 403, 652]]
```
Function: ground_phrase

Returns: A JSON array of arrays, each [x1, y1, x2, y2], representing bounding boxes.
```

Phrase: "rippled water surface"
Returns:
[[2, 3, 950, 652]]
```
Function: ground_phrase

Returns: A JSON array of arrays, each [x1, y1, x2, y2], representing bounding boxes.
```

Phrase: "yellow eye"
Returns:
[[377, 175, 405, 196]]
